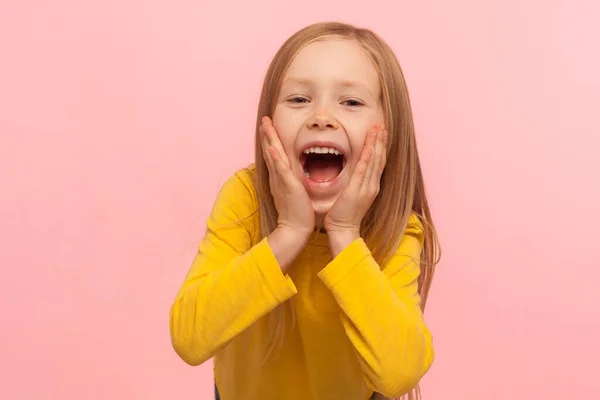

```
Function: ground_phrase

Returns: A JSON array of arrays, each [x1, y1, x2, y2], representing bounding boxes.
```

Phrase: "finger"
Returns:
[[367, 125, 386, 188], [268, 145, 295, 187], [361, 124, 382, 188], [349, 141, 373, 189], [362, 123, 379, 150], [350, 124, 379, 188], [264, 118, 289, 166], [261, 126, 280, 179], [263, 144, 277, 176], [261, 125, 275, 170], [367, 126, 386, 195], [262, 116, 290, 166], [379, 128, 388, 173]]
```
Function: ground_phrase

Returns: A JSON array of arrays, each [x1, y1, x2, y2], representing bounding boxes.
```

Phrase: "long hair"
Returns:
[[252, 22, 441, 400]]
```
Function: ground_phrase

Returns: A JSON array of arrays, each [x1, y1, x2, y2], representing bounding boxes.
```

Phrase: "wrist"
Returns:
[[276, 224, 312, 243], [268, 226, 311, 272], [327, 229, 360, 258]]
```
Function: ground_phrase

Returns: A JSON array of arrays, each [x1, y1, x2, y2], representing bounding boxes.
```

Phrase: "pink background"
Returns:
[[1, 1, 599, 399]]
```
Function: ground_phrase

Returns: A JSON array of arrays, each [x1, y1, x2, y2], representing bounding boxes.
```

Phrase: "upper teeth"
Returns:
[[304, 147, 341, 155]]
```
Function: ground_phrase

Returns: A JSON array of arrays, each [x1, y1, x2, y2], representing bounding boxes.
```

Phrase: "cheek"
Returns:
[[272, 108, 302, 156], [346, 126, 373, 160], [273, 103, 312, 129], [348, 135, 366, 164], [341, 109, 382, 139]]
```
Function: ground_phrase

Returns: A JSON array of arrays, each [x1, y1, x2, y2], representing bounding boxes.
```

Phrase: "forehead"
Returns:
[[283, 38, 380, 95]]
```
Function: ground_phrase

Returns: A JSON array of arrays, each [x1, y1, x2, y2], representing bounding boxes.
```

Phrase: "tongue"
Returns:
[[306, 155, 343, 182]]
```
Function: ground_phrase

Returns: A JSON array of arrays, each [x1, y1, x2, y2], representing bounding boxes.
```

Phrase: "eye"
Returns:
[[342, 99, 364, 107], [287, 97, 309, 104]]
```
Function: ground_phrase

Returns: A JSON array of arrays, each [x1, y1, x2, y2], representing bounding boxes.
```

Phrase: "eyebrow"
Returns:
[[282, 77, 377, 99]]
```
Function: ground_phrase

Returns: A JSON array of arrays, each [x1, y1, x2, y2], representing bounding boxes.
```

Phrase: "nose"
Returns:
[[306, 107, 339, 130]]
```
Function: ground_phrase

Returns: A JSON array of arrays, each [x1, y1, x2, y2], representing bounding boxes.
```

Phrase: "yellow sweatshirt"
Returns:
[[170, 165, 434, 400]]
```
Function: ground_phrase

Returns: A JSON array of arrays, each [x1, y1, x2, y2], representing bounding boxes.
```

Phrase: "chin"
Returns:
[[310, 195, 339, 217]]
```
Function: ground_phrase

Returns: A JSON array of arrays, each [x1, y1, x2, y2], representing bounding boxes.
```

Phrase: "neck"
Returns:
[[314, 213, 326, 233]]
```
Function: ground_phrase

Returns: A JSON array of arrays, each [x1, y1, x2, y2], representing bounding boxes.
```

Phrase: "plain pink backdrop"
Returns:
[[1, 1, 599, 399]]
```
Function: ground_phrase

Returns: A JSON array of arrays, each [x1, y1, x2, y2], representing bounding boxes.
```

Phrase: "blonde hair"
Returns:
[[252, 22, 441, 400]]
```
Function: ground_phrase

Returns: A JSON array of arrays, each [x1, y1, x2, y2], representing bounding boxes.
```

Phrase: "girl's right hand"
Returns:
[[260, 116, 315, 237]]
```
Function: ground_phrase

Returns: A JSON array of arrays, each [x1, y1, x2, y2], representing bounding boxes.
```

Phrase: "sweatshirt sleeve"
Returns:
[[317, 216, 433, 397], [169, 169, 297, 366]]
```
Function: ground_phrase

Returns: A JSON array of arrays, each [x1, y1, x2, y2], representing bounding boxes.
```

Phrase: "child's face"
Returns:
[[272, 38, 384, 216]]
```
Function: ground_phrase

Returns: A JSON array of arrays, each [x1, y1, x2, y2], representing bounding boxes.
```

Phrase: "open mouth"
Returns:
[[299, 146, 347, 182]]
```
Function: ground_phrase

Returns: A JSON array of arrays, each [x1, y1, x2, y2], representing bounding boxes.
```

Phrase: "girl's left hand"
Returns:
[[324, 123, 387, 238]]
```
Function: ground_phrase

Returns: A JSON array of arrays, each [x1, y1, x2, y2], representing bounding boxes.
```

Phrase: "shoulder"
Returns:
[[210, 163, 258, 224], [405, 213, 424, 240], [217, 164, 257, 202], [392, 213, 425, 256]]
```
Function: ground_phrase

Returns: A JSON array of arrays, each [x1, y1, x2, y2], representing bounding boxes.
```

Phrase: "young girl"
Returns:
[[170, 22, 440, 400]]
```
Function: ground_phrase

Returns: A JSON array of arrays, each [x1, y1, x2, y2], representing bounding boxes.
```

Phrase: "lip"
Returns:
[[298, 140, 348, 196]]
